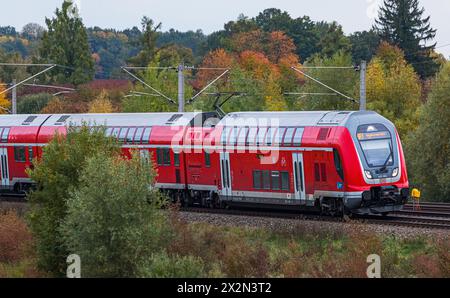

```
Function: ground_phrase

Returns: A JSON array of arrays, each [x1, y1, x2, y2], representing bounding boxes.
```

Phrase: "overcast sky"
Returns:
[[2, 0, 449, 57]]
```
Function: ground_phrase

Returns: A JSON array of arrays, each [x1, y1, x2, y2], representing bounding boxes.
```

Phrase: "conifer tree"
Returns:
[[39, 0, 94, 85], [374, 0, 439, 78]]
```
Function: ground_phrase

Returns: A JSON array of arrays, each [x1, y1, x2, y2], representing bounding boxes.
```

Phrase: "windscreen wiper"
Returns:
[[379, 142, 393, 173]]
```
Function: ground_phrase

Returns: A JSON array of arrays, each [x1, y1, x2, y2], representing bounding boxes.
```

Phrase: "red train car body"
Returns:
[[0, 111, 409, 215]]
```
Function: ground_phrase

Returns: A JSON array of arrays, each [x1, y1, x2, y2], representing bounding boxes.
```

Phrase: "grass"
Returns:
[[0, 208, 448, 278]]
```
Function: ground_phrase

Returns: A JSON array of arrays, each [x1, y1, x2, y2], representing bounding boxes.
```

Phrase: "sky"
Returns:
[[2, 0, 449, 57]]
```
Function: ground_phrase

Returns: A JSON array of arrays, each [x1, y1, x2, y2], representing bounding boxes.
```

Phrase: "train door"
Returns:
[[220, 152, 232, 196], [292, 152, 306, 201], [0, 147, 9, 188]]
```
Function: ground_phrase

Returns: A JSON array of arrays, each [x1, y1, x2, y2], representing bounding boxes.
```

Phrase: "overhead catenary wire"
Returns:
[[290, 66, 358, 103], [121, 66, 176, 105]]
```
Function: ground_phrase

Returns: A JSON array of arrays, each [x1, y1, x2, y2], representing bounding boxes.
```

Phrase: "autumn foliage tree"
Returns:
[[407, 62, 450, 201], [366, 42, 422, 137], [0, 84, 11, 114], [88, 89, 114, 113]]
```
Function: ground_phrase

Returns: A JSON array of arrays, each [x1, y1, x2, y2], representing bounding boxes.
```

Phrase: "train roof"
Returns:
[[42, 113, 202, 127], [0, 112, 218, 128], [218, 111, 380, 127], [0, 114, 52, 127]]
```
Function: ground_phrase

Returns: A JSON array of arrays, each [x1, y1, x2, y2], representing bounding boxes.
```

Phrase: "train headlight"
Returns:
[[392, 168, 399, 177], [364, 171, 372, 179]]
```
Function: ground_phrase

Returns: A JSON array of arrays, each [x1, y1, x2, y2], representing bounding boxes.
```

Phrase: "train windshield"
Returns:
[[357, 124, 393, 168]]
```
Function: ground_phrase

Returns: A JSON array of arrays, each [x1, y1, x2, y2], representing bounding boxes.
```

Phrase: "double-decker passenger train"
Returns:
[[0, 110, 409, 216]]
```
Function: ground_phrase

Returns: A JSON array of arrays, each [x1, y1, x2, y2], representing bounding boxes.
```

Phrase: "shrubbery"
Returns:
[[27, 126, 119, 276], [17, 93, 53, 114], [61, 153, 168, 277], [0, 211, 33, 263], [139, 252, 205, 278], [407, 62, 450, 201]]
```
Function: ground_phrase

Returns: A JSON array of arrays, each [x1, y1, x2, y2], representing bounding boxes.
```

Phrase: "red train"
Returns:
[[0, 111, 409, 216]]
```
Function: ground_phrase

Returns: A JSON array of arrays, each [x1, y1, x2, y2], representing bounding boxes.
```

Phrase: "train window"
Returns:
[[118, 128, 128, 143], [134, 127, 144, 143], [293, 128, 304, 146], [174, 152, 180, 166], [237, 127, 248, 145], [105, 127, 113, 137], [229, 127, 238, 145], [126, 128, 137, 143], [262, 170, 271, 190], [111, 128, 120, 139], [253, 171, 262, 189], [139, 150, 150, 162], [320, 163, 327, 182], [257, 128, 267, 145], [163, 148, 171, 165], [204, 152, 211, 167], [272, 128, 283, 145], [1, 128, 9, 143], [265, 128, 274, 145], [156, 148, 163, 165], [247, 127, 257, 146], [357, 124, 393, 168], [333, 149, 344, 180], [220, 127, 230, 145], [281, 172, 289, 191], [314, 163, 321, 182], [14, 146, 26, 162], [142, 127, 152, 144], [28, 146, 33, 162], [271, 171, 280, 190], [283, 128, 295, 146], [273, 128, 280, 145]]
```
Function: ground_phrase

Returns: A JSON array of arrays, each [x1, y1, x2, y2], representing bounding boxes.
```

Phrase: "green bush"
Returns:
[[27, 125, 119, 276], [407, 62, 450, 201], [139, 251, 205, 278], [60, 152, 169, 277], [17, 93, 53, 114]]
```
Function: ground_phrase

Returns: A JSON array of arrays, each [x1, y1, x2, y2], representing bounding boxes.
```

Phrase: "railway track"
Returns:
[[395, 202, 450, 218], [3, 195, 450, 230], [181, 206, 450, 230]]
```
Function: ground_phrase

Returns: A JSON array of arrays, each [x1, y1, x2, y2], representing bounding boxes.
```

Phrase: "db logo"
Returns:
[[281, 157, 287, 167]]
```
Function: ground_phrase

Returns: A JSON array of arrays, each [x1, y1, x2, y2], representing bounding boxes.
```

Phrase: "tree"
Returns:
[[254, 9, 320, 62], [88, 90, 114, 113], [0, 83, 11, 114], [60, 152, 169, 277], [27, 126, 119, 276], [21, 23, 45, 40], [123, 52, 191, 113], [296, 51, 358, 111], [0, 26, 17, 36], [266, 31, 296, 64], [40, 97, 66, 113], [39, 0, 94, 85], [407, 62, 450, 201], [17, 93, 53, 114], [349, 30, 381, 63], [366, 42, 422, 137], [315, 21, 351, 58], [0, 48, 30, 83], [374, 0, 440, 78], [193, 48, 234, 91], [127, 16, 162, 66]]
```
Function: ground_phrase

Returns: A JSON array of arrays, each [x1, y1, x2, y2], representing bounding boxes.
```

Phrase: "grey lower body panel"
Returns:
[[219, 193, 315, 207]]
